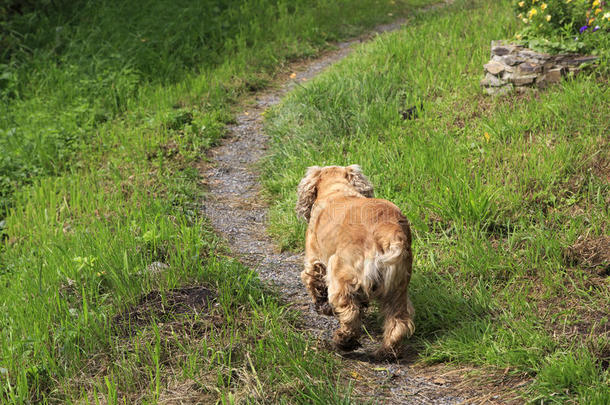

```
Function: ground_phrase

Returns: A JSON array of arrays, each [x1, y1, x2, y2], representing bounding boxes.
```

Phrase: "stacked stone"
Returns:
[[481, 40, 598, 95]]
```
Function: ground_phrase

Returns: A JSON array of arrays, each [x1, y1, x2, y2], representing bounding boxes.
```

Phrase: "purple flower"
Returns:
[[593, 26, 600, 32], [579, 25, 589, 33]]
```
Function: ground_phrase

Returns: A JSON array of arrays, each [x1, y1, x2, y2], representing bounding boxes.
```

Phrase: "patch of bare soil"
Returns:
[[534, 286, 609, 341], [591, 149, 610, 184], [199, 3, 524, 404], [70, 286, 221, 404], [114, 286, 215, 330], [564, 235, 610, 276]]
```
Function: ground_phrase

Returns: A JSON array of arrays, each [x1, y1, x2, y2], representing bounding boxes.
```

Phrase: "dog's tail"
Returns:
[[363, 232, 409, 296]]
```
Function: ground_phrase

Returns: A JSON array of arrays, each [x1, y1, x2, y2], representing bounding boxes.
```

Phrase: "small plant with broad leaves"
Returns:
[[513, 0, 609, 55]]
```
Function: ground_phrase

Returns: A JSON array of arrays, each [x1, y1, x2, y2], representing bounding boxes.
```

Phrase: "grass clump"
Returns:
[[262, 0, 609, 402]]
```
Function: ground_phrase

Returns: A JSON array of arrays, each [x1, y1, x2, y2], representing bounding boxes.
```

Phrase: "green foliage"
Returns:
[[531, 350, 610, 404], [513, 0, 610, 55], [262, 0, 609, 402], [0, 0, 421, 217]]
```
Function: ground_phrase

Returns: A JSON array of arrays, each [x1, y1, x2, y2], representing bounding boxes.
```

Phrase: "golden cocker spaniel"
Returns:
[[296, 165, 415, 357]]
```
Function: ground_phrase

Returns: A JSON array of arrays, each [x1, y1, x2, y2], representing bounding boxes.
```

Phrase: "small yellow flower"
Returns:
[[523, 17, 530, 23], [528, 8, 538, 18], [484, 132, 491, 142], [541, 3, 547, 10], [604, 12, 610, 20], [519, 1, 525, 7], [566, 0, 572, 3], [592, 0, 600, 7], [515, 33, 523, 39], [546, 14, 551, 21], [589, 17, 595, 24], [595, 8, 602, 15], [518, 13, 523, 18]]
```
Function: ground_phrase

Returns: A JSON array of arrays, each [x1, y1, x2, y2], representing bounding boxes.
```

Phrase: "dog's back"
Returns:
[[311, 196, 410, 257], [297, 165, 414, 357]]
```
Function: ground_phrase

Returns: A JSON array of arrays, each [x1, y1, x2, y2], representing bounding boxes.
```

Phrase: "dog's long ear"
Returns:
[[296, 166, 322, 222], [346, 164, 374, 198]]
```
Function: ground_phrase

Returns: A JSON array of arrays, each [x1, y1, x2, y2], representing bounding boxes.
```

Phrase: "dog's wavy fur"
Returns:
[[296, 165, 414, 357]]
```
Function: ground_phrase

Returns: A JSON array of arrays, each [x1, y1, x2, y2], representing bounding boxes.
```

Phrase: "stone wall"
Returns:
[[481, 40, 598, 95]]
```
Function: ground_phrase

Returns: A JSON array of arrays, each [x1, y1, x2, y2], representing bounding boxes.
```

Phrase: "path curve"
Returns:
[[201, 3, 507, 404]]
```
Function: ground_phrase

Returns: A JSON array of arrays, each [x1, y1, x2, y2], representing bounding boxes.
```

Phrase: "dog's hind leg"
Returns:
[[327, 255, 362, 351], [377, 291, 415, 359], [301, 260, 333, 315]]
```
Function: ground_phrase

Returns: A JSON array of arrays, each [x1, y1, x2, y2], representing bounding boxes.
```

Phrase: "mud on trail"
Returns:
[[200, 5, 523, 404]]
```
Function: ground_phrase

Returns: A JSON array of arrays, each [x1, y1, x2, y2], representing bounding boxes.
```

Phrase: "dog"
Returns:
[[296, 165, 415, 358]]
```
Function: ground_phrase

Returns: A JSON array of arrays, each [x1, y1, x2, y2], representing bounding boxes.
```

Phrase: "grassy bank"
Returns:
[[0, 0, 434, 214], [262, 0, 610, 403], [0, 0, 437, 402]]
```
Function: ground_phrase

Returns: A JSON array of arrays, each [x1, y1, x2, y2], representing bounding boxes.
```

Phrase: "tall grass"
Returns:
[[0, 0, 432, 213], [262, 0, 609, 402]]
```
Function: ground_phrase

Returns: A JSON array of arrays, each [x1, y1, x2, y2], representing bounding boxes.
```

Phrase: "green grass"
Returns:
[[261, 0, 610, 403], [0, 0, 440, 402], [0, 0, 434, 214]]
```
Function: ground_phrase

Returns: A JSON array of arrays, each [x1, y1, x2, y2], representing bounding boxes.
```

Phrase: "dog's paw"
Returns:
[[333, 331, 361, 352], [335, 338, 361, 352], [315, 301, 334, 316], [374, 346, 400, 361]]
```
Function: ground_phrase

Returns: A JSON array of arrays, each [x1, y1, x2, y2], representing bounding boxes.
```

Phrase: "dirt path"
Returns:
[[200, 3, 517, 404]]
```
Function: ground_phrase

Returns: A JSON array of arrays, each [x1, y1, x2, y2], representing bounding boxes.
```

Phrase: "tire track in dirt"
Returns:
[[200, 3, 517, 403]]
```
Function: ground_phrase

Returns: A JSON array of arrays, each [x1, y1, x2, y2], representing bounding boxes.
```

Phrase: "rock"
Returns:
[[501, 71, 514, 81], [484, 85, 512, 96], [518, 62, 541, 74], [568, 56, 599, 65], [532, 55, 552, 64], [484, 61, 505, 75], [515, 85, 533, 94], [517, 50, 549, 60], [510, 74, 538, 86], [480, 73, 505, 87], [492, 54, 522, 66], [545, 68, 564, 84], [492, 46, 511, 56], [502, 55, 523, 66], [535, 76, 548, 89]]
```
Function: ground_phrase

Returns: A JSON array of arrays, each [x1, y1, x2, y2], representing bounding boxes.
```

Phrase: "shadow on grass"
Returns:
[[336, 271, 492, 365]]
